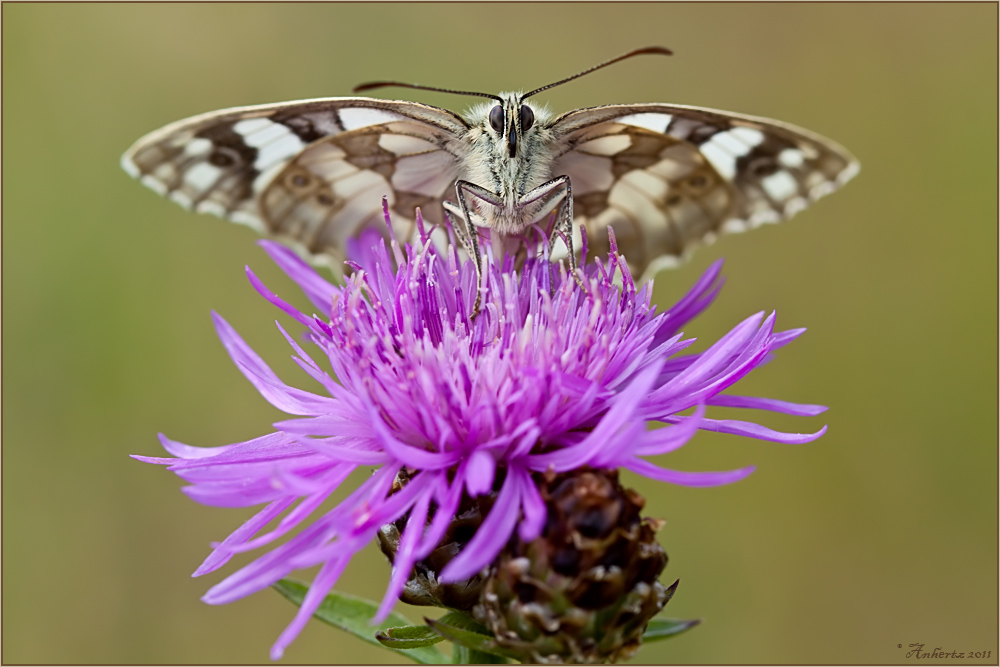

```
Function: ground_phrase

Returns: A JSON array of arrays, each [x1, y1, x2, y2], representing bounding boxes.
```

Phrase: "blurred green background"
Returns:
[[3, 3, 996, 664]]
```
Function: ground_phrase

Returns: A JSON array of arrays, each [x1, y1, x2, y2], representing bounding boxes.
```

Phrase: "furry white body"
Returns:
[[454, 96, 561, 235]]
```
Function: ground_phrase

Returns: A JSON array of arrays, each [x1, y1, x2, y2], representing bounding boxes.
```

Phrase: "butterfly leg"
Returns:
[[442, 201, 475, 259], [453, 180, 506, 318], [516, 176, 586, 290]]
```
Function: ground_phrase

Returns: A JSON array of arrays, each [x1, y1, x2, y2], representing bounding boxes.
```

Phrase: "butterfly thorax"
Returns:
[[459, 95, 558, 234]]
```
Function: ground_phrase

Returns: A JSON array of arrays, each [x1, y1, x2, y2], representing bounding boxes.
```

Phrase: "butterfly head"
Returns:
[[352, 47, 672, 163], [483, 93, 540, 160]]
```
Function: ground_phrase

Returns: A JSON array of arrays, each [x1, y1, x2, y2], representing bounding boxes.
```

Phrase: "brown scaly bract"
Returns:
[[473, 469, 672, 664]]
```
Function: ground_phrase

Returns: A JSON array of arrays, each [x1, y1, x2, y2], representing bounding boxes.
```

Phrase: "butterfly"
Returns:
[[122, 46, 858, 313]]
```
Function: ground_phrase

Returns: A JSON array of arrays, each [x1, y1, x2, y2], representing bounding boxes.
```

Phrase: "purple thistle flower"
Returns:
[[134, 205, 826, 660]]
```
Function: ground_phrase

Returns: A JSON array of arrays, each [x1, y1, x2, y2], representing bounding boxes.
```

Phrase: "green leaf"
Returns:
[[452, 645, 510, 664], [272, 579, 448, 664], [376, 624, 446, 649], [436, 611, 490, 634], [641, 617, 702, 642], [435, 613, 509, 664], [426, 616, 519, 662]]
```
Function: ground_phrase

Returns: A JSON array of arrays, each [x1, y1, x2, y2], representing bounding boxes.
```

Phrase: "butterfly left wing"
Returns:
[[547, 104, 859, 278], [121, 97, 467, 271], [256, 121, 462, 265]]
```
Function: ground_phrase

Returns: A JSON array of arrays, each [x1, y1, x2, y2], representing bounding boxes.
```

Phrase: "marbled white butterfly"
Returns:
[[122, 47, 858, 312]]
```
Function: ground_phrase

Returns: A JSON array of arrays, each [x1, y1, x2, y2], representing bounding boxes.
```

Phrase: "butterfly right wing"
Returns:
[[547, 104, 858, 278], [121, 97, 467, 270]]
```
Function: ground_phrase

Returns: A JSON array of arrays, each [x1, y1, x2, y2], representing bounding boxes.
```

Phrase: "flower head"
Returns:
[[135, 205, 826, 659]]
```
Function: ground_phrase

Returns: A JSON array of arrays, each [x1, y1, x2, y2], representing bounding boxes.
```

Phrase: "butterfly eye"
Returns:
[[489, 105, 505, 133], [519, 105, 534, 132]]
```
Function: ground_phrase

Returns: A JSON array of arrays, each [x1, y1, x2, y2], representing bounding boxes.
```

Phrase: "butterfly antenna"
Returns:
[[523, 46, 673, 99], [352, 80, 502, 102]]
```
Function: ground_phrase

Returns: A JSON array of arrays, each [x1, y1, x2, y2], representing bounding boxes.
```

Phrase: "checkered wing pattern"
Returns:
[[122, 98, 467, 271], [548, 104, 859, 277]]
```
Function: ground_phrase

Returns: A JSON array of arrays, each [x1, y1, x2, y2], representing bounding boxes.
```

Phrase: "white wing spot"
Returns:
[[297, 143, 355, 182], [253, 162, 287, 195], [722, 218, 749, 234], [240, 122, 293, 148], [378, 133, 437, 155], [339, 108, 402, 131], [616, 113, 673, 133], [729, 126, 765, 148], [329, 177, 392, 240], [709, 131, 754, 157], [310, 159, 358, 183], [183, 162, 223, 191], [810, 181, 837, 199], [152, 163, 176, 183], [778, 148, 805, 168], [232, 117, 273, 135], [230, 210, 264, 232], [609, 177, 668, 228], [169, 190, 193, 210], [700, 142, 737, 179], [577, 134, 631, 156], [838, 161, 860, 184], [647, 157, 693, 181], [140, 174, 168, 196], [749, 209, 782, 227], [761, 170, 798, 201], [233, 118, 308, 170], [197, 201, 227, 217], [182, 137, 213, 158], [805, 171, 827, 190], [785, 197, 809, 217], [619, 169, 668, 201], [120, 155, 140, 178], [254, 133, 306, 170], [332, 169, 390, 200]]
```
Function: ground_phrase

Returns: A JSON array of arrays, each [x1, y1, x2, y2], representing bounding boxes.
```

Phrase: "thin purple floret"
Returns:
[[134, 208, 826, 659]]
